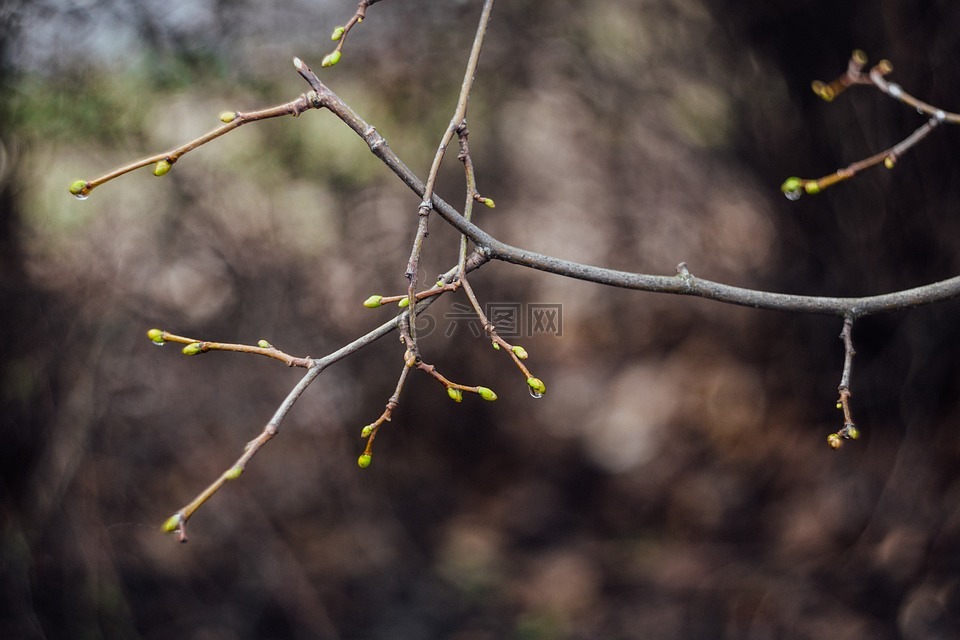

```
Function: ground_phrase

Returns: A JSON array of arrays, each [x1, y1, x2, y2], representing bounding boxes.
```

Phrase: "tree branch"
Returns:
[[296, 68, 960, 319]]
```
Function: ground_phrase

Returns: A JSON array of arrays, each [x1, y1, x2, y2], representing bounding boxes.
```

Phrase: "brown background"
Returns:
[[3, 1, 960, 638]]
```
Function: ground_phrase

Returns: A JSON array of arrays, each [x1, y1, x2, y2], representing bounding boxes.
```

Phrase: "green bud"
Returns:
[[527, 377, 547, 396], [811, 80, 835, 102], [780, 177, 803, 194], [69, 179, 89, 196], [363, 295, 384, 308], [321, 51, 342, 68], [161, 514, 181, 533], [224, 466, 243, 480], [883, 156, 896, 170], [804, 181, 821, 195], [182, 342, 203, 356], [447, 387, 463, 403], [511, 345, 529, 360], [398, 296, 410, 308], [331, 26, 346, 41], [482, 197, 496, 209], [153, 159, 172, 177], [827, 433, 842, 449], [219, 111, 237, 123], [147, 328, 165, 344], [491, 341, 501, 350], [477, 386, 498, 401], [361, 424, 374, 438], [845, 425, 860, 440], [258, 339, 272, 349], [357, 453, 372, 468]]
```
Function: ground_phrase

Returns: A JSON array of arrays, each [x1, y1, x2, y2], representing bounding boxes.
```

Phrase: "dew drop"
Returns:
[[784, 189, 802, 202], [152, 340, 165, 347], [528, 388, 543, 399], [74, 193, 89, 201]]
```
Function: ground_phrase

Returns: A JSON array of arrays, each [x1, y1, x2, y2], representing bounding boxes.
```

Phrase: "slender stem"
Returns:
[[828, 316, 859, 448], [404, 0, 495, 346], [78, 94, 316, 195], [162, 250, 490, 539], [155, 331, 313, 368]]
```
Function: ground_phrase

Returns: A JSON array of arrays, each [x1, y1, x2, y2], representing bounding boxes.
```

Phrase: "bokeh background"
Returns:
[[3, 1, 960, 638]]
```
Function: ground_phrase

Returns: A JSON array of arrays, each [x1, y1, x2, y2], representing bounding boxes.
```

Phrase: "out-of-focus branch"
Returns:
[[782, 50, 960, 198]]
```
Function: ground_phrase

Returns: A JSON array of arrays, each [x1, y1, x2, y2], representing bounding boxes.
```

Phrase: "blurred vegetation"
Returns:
[[3, 1, 960, 639]]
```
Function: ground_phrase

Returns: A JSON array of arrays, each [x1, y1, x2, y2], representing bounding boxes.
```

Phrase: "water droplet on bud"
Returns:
[[784, 189, 802, 201], [529, 388, 543, 399]]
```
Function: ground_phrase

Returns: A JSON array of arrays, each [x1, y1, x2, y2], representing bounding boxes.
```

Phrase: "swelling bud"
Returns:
[[322, 51, 342, 68], [477, 386, 497, 401]]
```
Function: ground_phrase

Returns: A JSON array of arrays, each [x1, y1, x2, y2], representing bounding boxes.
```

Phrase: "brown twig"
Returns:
[[69, 95, 319, 199], [827, 316, 860, 449], [160, 250, 490, 538], [403, 0, 495, 354], [781, 51, 960, 199], [780, 49, 960, 200], [148, 330, 313, 368]]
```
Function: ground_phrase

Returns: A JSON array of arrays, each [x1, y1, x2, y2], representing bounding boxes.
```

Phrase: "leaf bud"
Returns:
[[219, 111, 237, 123], [363, 295, 384, 308], [182, 342, 203, 356], [331, 26, 346, 41], [361, 424, 374, 438], [447, 387, 463, 403], [511, 345, 529, 360], [810, 80, 835, 102], [398, 296, 410, 308], [884, 156, 896, 170], [161, 514, 182, 533], [153, 159, 172, 177], [526, 377, 547, 396], [147, 328, 165, 344], [69, 179, 89, 196], [321, 51, 342, 68], [258, 339, 272, 349], [482, 197, 496, 209], [804, 181, 821, 195], [845, 425, 860, 440], [827, 433, 843, 449], [477, 386, 498, 401], [780, 177, 803, 195], [224, 466, 243, 480], [357, 453, 372, 468]]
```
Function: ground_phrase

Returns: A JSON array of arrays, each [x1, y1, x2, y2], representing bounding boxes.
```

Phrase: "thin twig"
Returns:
[[151, 331, 313, 368], [71, 95, 318, 198], [161, 250, 490, 538], [782, 51, 959, 198], [404, 0, 495, 352], [828, 316, 860, 449]]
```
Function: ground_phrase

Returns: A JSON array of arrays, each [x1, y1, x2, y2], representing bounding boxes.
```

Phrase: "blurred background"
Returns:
[[3, 0, 960, 638]]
